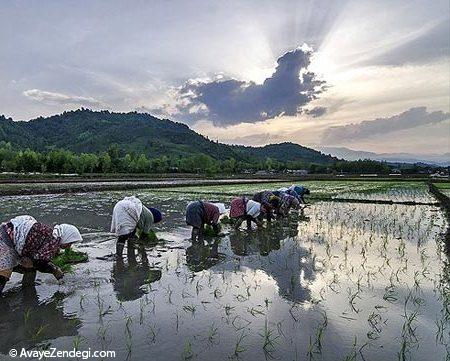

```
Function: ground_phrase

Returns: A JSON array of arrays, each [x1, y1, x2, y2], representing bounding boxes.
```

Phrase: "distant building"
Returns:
[[286, 169, 308, 175], [431, 172, 449, 179]]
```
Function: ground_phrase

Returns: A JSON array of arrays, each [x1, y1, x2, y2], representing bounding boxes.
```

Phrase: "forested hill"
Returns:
[[0, 109, 336, 165]]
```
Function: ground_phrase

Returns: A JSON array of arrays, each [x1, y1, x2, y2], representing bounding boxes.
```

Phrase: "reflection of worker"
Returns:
[[229, 229, 281, 257], [1, 216, 82, 294], [0, 287, 81, 353], [186, 239, 222, 272], [230, 217, 314, 303], [111, 196, 162, 256], [112, 241, 161, 301]]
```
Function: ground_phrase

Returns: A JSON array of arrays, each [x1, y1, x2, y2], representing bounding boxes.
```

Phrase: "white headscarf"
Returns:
[[111, 196, 143, 236], [246, 200, 261, 218], [53, 224, 83, 245], [213, 203, 227, 215], [10, 215, 37, 254]]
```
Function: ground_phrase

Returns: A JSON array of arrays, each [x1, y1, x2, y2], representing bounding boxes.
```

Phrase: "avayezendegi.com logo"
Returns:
[[9, 348, 116, 360]]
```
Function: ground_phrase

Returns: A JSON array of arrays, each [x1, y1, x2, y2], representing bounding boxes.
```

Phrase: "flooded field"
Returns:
[[0, 181, 449, 360]]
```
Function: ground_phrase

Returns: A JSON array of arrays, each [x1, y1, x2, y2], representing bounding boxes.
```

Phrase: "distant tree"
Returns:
[[99, 153, 112, 173]]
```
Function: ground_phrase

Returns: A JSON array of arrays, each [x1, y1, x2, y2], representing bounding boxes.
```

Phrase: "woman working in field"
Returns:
[[0, 215, 83, 294], [252, 191, 280, 222], [185, 201, 226, 240], [230, 197, 263, 229], [111, 196, 163, 256], [278, 185, 311, 203], [276, 193, 301, 217]]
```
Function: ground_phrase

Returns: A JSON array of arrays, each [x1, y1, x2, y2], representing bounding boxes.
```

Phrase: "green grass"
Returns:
[[434, 182, 450, 189]]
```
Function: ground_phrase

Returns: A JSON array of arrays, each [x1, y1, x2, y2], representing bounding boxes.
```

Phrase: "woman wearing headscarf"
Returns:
[[276, 187, 300, 200], [185, 201, 226, 240], [229, 197, 263, 229], [276, 193, 300, 217], [252, 191, 280, 222], [111, 196, 163, 256], [289, 185, 310, 203], [0, 216, 83, 294]]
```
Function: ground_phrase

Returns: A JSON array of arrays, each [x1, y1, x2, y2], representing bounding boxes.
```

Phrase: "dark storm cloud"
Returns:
[[171, 47, 326, 126], [322, 107, 450, 143], [304, 106, 327, 118]]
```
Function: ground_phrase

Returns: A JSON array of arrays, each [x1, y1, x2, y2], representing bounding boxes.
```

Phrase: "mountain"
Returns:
[[0, 109, 337, 165], [318, 146, 449, 166]]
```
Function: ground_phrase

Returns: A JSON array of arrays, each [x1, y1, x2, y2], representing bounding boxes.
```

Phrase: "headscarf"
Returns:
[[268, 195, 280, 207], [10, 215, 37, 254], [148, 207, 162, 223], [213, 203, 226, 214], [53, 224, 83, 245], [246, 200, 261, 218], [286, 189, 299, 199], [290, 185, 308, 196]]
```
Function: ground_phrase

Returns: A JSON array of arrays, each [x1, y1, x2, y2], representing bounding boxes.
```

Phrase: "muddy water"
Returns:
[[0, 189, 448, 360]]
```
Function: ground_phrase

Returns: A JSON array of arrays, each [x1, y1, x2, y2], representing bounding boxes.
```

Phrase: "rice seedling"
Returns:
[[183, 304, 196, 315], [259, 319, 279, 352], [233, 331, 247, 358], [182, 339, 194, 360], [147, 323, 159, 343]]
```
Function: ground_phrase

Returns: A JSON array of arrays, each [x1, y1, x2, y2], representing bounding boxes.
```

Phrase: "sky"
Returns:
[[1, 0, 449, 155]]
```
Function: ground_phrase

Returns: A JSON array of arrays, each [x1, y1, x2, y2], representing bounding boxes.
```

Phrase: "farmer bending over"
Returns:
[[185, 201, 226, 240], [0, 215, 82, 294], [252, 191, 280, 222], [230, 197, 263, 229], [111, 196, 162, 256]]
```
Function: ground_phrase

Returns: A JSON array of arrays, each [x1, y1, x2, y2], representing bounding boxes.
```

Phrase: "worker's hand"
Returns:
[[20, 258, 34, 268], [0, 275, 8, 295], [52, 266, 65, 280]]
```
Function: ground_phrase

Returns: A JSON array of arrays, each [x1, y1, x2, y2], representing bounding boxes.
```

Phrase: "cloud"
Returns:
[[304, 106, 327, 118], [23, 89, 102, 107], [157, 46, 326, 126], [322, 107, 450, 143], [368, 18, 450, 66]]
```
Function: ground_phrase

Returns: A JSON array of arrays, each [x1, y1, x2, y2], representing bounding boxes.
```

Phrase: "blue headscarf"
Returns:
[[286, 189, 299, 198], [293, 186, 310, 196], [149, 207, 162, 223]]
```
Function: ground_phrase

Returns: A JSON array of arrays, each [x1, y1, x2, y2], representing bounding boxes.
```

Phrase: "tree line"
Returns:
[[0, 142, 399, 175]]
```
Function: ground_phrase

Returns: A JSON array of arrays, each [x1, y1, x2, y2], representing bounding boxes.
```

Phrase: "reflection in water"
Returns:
[[229, 214, 315, 303], [186, 239, 224, 272], [0, 287, 81, 353], [112, 242, 161, 302]]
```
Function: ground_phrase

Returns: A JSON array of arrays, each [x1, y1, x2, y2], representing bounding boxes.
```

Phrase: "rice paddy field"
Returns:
[[0, 180, 449, 361]]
